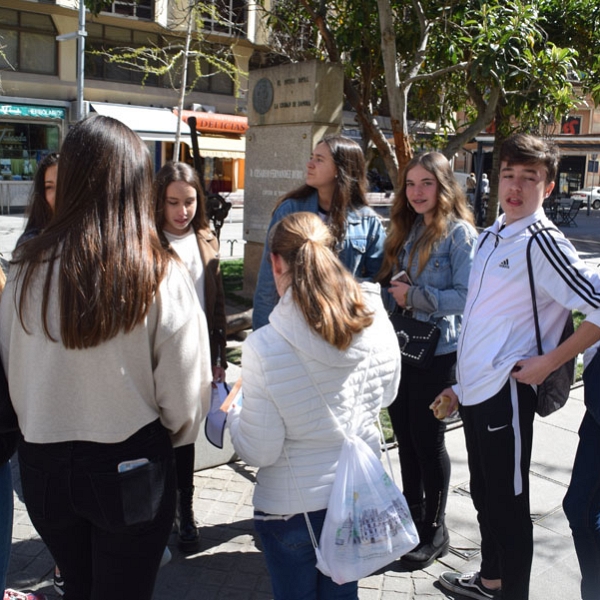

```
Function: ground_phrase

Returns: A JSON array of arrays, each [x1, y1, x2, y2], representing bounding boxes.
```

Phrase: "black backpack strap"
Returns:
[[526, 223, 561, 356]]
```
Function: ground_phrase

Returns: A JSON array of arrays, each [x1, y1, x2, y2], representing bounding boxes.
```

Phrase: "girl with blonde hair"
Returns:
[[378, 151, 477, 570], [229, 211, 401, 600]]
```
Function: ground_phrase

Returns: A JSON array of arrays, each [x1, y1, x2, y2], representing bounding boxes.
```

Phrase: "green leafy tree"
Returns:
[[537, 0, 600, 102], [261, 0, 585, 205], [436, 2, 579, 224]]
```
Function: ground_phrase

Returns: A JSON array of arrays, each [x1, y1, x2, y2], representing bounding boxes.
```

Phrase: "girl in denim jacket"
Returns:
[[252, 135, 387, 330], [378, 152, 477, 570]]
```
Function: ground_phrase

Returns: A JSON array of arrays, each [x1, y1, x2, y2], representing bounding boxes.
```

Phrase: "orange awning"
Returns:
[[179, 110, 248, 135]]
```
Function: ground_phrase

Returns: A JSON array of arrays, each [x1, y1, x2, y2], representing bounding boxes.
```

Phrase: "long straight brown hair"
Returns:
[[275, 135, 369, 245], [12, 115, 170, 349]]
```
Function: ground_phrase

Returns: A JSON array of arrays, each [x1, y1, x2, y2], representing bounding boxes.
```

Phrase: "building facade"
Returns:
[[0, 0, 264, 208]]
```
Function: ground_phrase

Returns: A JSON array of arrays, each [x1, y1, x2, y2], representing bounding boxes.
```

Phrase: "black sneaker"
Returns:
[[439, 571, 501, 600]]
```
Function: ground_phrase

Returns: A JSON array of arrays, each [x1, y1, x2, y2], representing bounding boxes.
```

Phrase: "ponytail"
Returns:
[[270, 212, 373, 350]]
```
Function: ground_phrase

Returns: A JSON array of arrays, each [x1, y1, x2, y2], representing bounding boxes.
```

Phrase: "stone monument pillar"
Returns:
[[242, 61, 344, 296]]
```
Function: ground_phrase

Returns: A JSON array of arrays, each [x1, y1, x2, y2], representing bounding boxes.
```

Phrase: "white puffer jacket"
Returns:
[[228, 282, 401, 515]]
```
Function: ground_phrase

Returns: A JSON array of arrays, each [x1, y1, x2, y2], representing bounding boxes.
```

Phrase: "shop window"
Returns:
[[203, 157, 234, 194], [0, 122, 61, 181], [202, 0, 247, 37], [0, 9, 57, 75]]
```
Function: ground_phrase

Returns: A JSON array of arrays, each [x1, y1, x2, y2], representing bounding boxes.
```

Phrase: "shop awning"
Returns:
[[90, 102, 191, 142], [194, 134, 246, 159]]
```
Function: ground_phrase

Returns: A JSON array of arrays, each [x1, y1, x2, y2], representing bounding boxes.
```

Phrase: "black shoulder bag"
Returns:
[[389, 310, 441, 370]]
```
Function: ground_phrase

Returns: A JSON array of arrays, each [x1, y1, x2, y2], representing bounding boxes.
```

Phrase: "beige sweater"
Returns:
[[0, 260, 212, 447]]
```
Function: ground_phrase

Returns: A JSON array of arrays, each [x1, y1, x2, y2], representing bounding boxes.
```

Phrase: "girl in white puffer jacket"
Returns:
[[228, 211, 401, 600]]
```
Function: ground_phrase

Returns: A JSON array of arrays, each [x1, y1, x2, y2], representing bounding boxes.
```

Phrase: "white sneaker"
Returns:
[[438, 571, 502, 600]]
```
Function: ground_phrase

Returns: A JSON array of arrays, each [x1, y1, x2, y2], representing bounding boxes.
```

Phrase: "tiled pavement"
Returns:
[[6, 383, 587, 599]]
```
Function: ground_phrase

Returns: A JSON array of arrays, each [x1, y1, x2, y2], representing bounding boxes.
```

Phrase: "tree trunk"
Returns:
[[442, 85, 501, 160], [392, 121, 413, 184], [342, 77, 399, 189], [377, 0, 413, 185], [485, 104, 509, 227], [174, 0, 194, 162]]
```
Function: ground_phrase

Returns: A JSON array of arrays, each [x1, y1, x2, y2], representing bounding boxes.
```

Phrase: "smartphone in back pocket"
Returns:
[[117, 458, 149, 473]]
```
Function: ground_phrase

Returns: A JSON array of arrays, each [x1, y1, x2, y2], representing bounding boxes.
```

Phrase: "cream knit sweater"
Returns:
[[0, 260, 211, 447]]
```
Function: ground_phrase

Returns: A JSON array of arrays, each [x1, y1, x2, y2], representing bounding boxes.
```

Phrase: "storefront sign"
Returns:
[[0, 104, 66, 120], [181, 110, 248, 134]]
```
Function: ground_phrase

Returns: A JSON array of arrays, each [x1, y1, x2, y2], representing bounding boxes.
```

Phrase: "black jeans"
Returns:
[[564, 348, 600, 600], [18, 419, 176, 600], [174, 443, 195, 490], [460, 379, 536, 600], [387, 352, 455, 530], [564, 411, 600, 599]]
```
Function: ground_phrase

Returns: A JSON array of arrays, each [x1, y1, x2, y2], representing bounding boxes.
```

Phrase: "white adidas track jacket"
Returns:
[[455, 208, 600, 406]]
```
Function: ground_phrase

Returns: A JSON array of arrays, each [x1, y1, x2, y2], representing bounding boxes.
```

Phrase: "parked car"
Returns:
[[570, 186, 600, 210]]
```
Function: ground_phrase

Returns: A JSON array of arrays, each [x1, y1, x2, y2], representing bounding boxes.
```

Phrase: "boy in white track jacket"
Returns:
[[438, 134, 600, 600]]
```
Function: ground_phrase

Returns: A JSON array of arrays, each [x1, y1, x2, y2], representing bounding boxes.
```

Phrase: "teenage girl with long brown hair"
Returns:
[[0, 115, 211, 599]]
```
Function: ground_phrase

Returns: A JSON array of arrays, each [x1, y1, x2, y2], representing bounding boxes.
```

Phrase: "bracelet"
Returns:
[[404, 288, 411, 310]]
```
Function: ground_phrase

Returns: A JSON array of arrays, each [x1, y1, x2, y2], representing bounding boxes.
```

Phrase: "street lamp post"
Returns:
[[589, 153, 598, 217], [56, 0, 87, 122]]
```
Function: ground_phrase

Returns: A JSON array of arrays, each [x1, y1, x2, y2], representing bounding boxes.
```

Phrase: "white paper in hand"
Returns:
[[205, 381, 230, 449]]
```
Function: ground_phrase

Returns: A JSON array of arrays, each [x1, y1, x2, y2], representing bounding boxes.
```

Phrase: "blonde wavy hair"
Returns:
[[378, 152, 474, 282], [270, 212, 373, 350]]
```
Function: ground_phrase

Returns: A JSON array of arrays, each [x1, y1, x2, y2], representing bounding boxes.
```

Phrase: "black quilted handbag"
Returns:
[[389, 311, 441, 370]]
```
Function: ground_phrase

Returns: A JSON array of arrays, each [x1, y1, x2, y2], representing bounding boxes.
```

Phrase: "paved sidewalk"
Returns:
[[6, 384, 587, 599]]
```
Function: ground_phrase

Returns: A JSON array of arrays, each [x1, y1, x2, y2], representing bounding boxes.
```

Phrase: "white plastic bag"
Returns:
[[316, 435, 419, 585]]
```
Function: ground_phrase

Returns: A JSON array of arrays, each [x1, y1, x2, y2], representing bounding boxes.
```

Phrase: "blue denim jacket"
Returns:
[[384, 216, 477, 355], [252, 192, 387, 329]]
